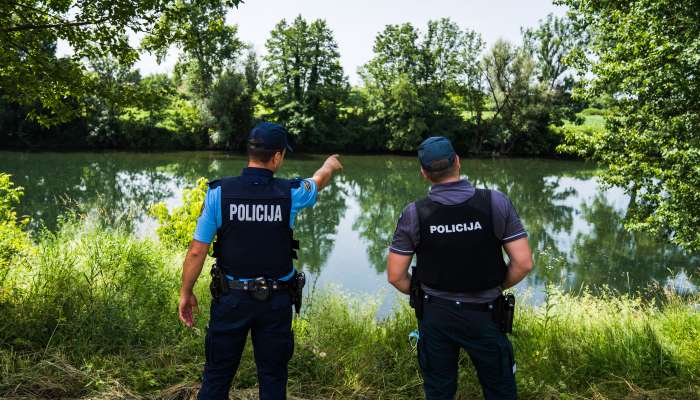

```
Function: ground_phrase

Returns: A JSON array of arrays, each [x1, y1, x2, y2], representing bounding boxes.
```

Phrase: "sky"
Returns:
[[127, 0, 568, 84]]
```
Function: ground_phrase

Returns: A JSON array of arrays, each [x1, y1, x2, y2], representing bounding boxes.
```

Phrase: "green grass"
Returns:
[[563, 108, 607, 132], [1, 221, 699, 399]]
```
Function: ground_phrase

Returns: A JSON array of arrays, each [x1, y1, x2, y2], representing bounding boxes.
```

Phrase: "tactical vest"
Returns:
[[210, 168, 299, 279], [415, 188, 507, 292]]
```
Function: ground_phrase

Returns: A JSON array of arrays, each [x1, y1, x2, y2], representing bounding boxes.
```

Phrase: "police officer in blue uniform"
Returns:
[[177, 122, 343, 400], [387, 137, 534, 400]]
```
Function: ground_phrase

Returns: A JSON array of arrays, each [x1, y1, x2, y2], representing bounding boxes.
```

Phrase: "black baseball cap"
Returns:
[[418, 136, 456, 171], [248, 122, 293, 152]]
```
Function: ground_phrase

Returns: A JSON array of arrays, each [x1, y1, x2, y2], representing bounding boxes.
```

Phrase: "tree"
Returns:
[[361, 19, 484, 152], [0, 0, 242, 125], [259, 15, 349, 148], [144, 1, 244, 98], [481, 16, 583, 156], [83, 56, 141, 148], [522, 14, 581, 90], [481, 40, 538, 153], [207, 51, 259, 149], [557, 0, 700, 250]]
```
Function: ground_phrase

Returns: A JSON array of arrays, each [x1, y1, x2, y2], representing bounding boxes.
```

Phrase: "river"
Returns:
[[1, 151, 697, 310]]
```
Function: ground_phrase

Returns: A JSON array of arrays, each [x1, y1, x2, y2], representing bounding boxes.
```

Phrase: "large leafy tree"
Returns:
[[207, 50, 259, 150], [481, 39, 537, 153], [259, 15, 349, 148], [360, 19, 484, 151], [0, 0, 241, 125], [144, 1, 244, 98], [480, 15, 582, 155], [558, 0, 700, 250]]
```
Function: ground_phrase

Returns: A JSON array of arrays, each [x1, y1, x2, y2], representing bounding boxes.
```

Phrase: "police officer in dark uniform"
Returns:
[[177, 122, 343, 400], [387, 136, 533, 400]]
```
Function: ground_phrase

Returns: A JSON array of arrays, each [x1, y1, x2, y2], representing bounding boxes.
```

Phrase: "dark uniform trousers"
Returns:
[[418, 299, 517, 400], [198, 290, 294, 400]]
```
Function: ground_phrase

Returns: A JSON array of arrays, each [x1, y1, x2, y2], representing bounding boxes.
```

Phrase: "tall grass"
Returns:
[[1, 221, 699, 399]]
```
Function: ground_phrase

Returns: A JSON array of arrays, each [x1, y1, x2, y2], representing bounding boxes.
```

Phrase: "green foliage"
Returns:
[[84, 63, 210, 150], [206, 51, 258, 150], [2, 258, 699, 399], [479, 14, 583, 155], [0, 174, 31, 284], [259, 15, 350, 148], [144, 0, 244, 99], [1, 222, 182, 353], [558, 0, 700, 250], [360, 19, 484, 151], [1, 13, 585, 156], [150, 177, 209, 248], [0, 0, 242, 125]]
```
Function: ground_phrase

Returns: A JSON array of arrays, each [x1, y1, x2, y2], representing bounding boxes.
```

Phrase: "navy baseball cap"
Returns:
[[418, 136, 456, 171], [248, 122, 293, 152]]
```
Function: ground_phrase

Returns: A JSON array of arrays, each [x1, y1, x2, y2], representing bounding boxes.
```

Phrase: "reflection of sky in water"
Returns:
[[547, 176, 628, 261], [309, 195, 397, 315], [2, 152, 698, 313]]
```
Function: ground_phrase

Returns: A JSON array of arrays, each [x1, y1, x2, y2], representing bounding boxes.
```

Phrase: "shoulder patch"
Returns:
[[302, 180, 312, 192]]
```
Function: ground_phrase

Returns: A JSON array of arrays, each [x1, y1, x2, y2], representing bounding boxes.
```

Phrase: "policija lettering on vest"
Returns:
[[230, 203, 284, 222], [429, 221, 482, 234]]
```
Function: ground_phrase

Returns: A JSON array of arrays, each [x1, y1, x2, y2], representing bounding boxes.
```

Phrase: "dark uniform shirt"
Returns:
[[389, 179, 527, 303]]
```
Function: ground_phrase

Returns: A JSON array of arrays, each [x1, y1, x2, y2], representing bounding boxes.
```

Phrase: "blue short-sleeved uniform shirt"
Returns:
[[194, 177, 318, 245]]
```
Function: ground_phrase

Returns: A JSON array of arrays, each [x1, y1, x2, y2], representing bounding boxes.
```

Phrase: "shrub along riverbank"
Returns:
[[0, 219, 699, 400]]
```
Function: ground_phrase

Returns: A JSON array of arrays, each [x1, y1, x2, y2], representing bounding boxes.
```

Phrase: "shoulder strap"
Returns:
[[288, 177, 302, 189], [208, 179, 222, 189], [473, 188, 491, 202], [414, 197, 435, 241], [471, 188, 492, 211]]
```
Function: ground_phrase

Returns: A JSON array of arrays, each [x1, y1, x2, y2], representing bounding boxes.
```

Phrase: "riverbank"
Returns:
[[1, 221, 698, 400]]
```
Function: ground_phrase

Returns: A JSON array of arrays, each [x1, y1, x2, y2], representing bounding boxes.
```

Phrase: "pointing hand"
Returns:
[[324, 154, 343, 172]]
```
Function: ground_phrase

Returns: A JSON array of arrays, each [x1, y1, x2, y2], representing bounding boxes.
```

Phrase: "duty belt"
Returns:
[[424, 294, 495, 312], [226, 278, 291, 292]]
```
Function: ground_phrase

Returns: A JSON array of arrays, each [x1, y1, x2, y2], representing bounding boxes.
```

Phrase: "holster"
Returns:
[[289, 271, 306, 314], [492, 293, 515, 333], [409, 267, 424, 320], [210, 262, 226, 302]]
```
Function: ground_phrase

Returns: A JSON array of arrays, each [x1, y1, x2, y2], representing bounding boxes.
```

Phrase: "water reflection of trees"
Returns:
[[561, 194, 699, 293], [462, 159, 580, 263], [2, 152, 249, 231], [346, 157, 428, 272], [346, 157, 585, 274], [293, 179, 347, 274], [4, 152, 697, 293]]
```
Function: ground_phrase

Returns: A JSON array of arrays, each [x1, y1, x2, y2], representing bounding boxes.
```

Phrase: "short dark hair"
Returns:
[[247, 147, 280, 163], [424, 162, 459, 182]]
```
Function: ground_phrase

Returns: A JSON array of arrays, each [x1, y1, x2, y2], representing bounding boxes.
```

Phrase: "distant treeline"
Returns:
[[0, 15, 598, 155]]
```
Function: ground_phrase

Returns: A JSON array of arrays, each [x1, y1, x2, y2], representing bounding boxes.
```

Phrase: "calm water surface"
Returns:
[[2, 151, 697, 310]]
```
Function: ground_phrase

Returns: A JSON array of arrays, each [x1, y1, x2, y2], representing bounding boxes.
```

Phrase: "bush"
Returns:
[[579, 107, 606, 117], [0, 173, 31, 286], [150, 177, 208, 248], [1, 221, 183, 353]]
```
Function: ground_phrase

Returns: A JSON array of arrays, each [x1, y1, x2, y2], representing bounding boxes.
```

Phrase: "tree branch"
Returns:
[[1, 18, 108, 33]]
